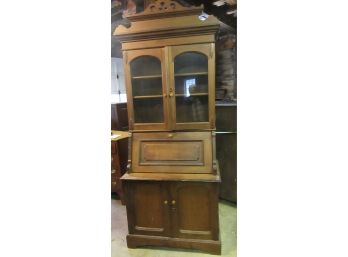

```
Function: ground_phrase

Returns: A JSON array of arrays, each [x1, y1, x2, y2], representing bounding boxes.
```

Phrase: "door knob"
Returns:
[[171, 200, 176, 211]]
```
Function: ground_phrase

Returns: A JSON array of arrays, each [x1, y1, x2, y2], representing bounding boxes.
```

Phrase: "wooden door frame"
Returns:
[[124, 48, 169, 131], [168, 43, 216, 130]]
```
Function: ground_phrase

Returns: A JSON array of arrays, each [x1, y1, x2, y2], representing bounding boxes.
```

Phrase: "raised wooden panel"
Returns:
[[132, 131, 213, 173], [140, 141, 203, 165]]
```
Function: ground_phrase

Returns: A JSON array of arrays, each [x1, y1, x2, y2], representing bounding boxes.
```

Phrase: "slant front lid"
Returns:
[[114, 0, 219, 42]]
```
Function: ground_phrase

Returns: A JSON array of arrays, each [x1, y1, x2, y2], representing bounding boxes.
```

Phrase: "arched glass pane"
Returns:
[[174, 52, 209, 123], [130, 56, 164, 123]]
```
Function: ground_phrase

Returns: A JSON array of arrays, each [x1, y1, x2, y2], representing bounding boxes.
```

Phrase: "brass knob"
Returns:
[[171, 200, 176, 205], [169, 88, 174, 97], [164, 200, 168, 205], [111, 169, 116, 174], [168, 133, 173, 138]]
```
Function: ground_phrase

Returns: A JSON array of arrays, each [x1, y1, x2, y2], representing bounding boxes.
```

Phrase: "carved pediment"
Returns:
[[125, 0, 203, 21], [146, 0, 193, 13]]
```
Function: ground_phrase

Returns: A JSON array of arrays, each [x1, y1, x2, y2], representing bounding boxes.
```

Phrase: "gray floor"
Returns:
[[111, 198, 237, 257]]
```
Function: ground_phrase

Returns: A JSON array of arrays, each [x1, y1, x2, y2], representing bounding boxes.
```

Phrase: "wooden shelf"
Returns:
[[133, 95, 163, 99], [174, 72, 208, 77], [132, 74, 162, 79], [175, 93, 208, 97]]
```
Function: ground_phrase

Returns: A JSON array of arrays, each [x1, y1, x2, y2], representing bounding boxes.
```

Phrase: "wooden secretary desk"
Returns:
[[114, 0, 221, 254]]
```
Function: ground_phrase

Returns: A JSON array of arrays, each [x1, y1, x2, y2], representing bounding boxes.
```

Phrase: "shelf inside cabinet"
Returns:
[[175, 93, 208, 97], [174, 72, 208, 77], [133, 95, 163, 99], [132, 74, 162, 79]]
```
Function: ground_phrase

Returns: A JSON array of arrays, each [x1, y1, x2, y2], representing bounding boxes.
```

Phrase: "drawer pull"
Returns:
[[111, 169, 116, 174], [171, 200, 176, 205], [112, 181, 117, 186], [164, 200, 168, 205], [168, 133, 173, 138]]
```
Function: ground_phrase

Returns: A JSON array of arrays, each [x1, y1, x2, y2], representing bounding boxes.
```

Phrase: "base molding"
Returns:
[[127, 234, 221, 255]]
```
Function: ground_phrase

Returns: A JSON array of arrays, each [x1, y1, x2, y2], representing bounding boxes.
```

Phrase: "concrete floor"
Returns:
[[111, 197, 237, 257]]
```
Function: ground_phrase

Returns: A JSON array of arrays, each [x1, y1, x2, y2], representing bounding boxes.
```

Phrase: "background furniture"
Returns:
[[111, 102, 128, 131], [111, 130, 129, 204], [111, 103, 129, 204], [216, 101, 237, 203], [114, 0, 221, 254], [111, 102, 129, 173]]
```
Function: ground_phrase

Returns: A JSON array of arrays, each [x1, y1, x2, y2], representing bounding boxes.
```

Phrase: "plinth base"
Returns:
[[127, 234, 221, 255]]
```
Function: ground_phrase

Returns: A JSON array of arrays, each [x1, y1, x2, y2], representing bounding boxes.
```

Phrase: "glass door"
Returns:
[[170, 44, 215, 130], [125, 48, 168, 130]]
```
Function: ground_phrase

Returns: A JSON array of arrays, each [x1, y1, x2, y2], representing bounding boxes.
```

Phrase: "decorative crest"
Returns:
[[124, 0, 203, 21], [147, 0, 186, 12]]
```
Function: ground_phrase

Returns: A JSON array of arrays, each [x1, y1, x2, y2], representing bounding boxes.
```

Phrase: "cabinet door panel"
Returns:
[[124, 48, 169, 130], [169, 44, 215, 130], [170, 182, 219, 240], [125, 181, 170, 237]]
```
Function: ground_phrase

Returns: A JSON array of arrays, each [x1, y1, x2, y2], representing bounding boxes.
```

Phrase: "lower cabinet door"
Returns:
[[170, 182, 219, 240], [125, 181, 170, 237]]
